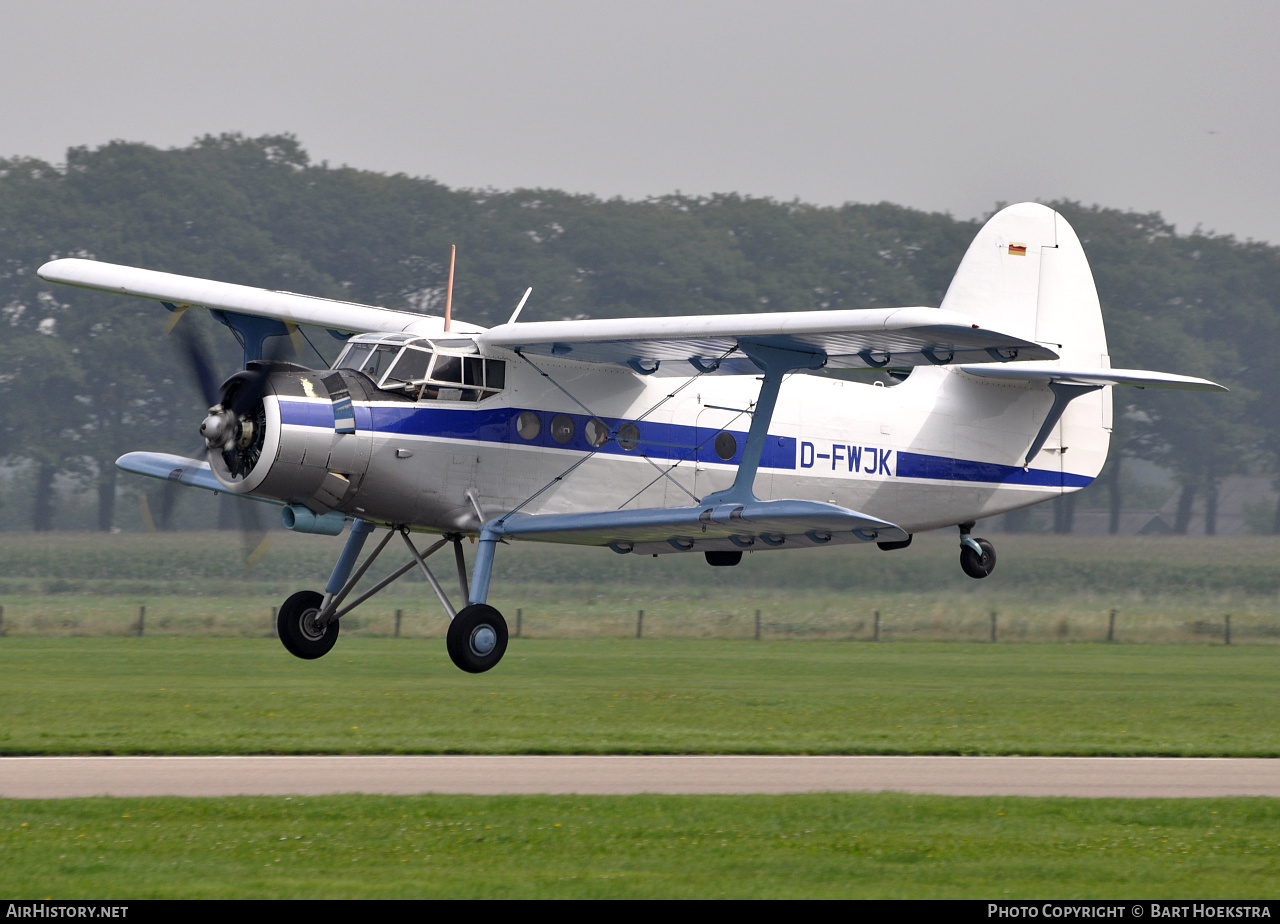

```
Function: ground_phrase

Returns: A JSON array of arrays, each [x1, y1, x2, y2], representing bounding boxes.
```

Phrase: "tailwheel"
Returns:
[[960, 538, 996, 579], [277, 590, 340, 660], [447, 604, 509, 673]]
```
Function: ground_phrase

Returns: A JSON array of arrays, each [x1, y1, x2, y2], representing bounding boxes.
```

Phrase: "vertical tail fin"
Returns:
[[940, 202, 1108, 367], [941, 203, 1112, 489]]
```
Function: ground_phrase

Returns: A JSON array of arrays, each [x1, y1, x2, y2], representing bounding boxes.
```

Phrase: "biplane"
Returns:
[[38, 202, 1224, 672]]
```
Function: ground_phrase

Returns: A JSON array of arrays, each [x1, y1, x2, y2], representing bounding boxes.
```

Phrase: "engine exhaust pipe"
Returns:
[[281, 505, 348, 536]]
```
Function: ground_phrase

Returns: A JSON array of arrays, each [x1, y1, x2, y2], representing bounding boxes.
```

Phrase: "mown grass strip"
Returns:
[[2, 639, 1277, 756], [2, 793, 1276, 899]]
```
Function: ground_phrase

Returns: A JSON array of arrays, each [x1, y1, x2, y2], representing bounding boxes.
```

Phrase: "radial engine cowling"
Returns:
[[204, 365, 371, 516]]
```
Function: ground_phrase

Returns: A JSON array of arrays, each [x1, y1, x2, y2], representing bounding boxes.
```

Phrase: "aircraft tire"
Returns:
[[447, 604, 509, 673], [277, 590, 340, 660], [960, 539, 996, 579]]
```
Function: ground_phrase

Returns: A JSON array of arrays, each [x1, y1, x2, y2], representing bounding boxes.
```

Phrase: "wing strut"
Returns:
[[701, 342, 825, 505]]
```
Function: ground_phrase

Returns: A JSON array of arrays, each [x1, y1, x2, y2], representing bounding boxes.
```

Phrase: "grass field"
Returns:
[[2, 638, 1277, 755], [3, 793, 1276, 898]]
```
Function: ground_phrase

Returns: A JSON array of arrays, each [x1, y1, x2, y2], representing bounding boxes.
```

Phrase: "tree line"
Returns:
[[1, 133, 1276, 533]]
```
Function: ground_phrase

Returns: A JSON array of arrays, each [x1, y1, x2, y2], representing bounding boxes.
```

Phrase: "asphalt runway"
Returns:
[[2, 756, 1278, 799]]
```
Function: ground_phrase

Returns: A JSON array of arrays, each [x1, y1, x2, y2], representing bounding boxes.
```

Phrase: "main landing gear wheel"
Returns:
[[447, 604, 509, 673], [960, 538, 997, 579], [277, 590, 340, 660]]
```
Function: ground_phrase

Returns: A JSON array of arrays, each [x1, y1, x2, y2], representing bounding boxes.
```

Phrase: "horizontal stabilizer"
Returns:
[[488, 498, 909, 556], [39, 259, 481, 336], [958, 363, 1227, 391], [480, 309, 1057, 375], [116, 451, 285, 505]]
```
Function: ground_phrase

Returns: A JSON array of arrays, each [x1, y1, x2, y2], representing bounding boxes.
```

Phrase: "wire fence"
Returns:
[[5, 532, 1280, 644], [0, 597, 1275, 645]]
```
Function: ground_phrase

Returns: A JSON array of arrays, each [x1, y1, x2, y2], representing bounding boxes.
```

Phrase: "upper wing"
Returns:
[[957, 363, 1227, 391], [40, 258, 1057, 374], [477, 309, 1057, 375], [37, 258, 481, 336]]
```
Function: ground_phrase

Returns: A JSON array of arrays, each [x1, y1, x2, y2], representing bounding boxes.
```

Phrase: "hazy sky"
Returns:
[[3, 0, 1278, 241]]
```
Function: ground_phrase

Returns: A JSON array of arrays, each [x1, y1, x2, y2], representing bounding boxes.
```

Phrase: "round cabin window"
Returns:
[[714, 432, 738, 461], [617, 422, 640, 451], [516, 411, 541, 440], [585, 418, 609, 448], [551, 414, 575, 444]]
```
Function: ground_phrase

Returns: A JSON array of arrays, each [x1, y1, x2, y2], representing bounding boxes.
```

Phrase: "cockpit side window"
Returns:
[[385, 347, 432, 386], [430, 355, 463, 384], [413, 354, 508, 402]]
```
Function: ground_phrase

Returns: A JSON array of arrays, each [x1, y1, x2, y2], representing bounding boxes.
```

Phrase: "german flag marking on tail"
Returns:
[[1008, 243, 1027, 256]]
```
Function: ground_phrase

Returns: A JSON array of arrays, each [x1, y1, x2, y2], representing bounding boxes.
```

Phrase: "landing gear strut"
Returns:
[[274, 520, 510, 673], [958, 522, 996, 579]]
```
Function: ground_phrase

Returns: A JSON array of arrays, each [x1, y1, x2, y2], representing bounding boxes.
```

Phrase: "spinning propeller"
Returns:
[[156, 314, 290, 567]]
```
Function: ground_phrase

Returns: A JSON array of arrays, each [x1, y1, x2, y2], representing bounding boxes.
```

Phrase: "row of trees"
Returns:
[[1, 134, 1277, 532]]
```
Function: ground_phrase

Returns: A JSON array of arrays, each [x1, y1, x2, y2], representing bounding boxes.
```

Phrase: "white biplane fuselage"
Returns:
[[262, 358, 1093, 547], [37, 202, 1223, 673]]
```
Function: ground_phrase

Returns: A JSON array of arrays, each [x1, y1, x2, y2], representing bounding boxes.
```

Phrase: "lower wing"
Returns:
[[116, 452, 284, 505], [487, 498, 909, 556]]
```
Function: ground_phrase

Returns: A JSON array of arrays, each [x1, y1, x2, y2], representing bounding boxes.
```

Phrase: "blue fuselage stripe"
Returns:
[[897, 451, 1093, 489], [277, 400, 1092, 488], [280, 400, 797, 470]]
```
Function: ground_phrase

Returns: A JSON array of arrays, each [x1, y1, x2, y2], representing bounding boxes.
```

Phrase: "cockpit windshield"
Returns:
[[332, 334, 505, 402]]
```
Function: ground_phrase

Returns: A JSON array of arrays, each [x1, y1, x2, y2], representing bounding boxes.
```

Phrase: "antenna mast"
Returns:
[[444, 244, 456, 333]]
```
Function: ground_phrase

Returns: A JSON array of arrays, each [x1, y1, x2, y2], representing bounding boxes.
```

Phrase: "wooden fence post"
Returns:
[[873, 610, 880, 642], [516, 608, 522, 639], [1108, 608, 1116, 642], [138, 606, 146, 637], [395, 609, 402, 638], [990, 610, 997, 643], [636, 610, 644, 639], [1225, 614, 1231, 646], [754, 609, 761, 641]]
